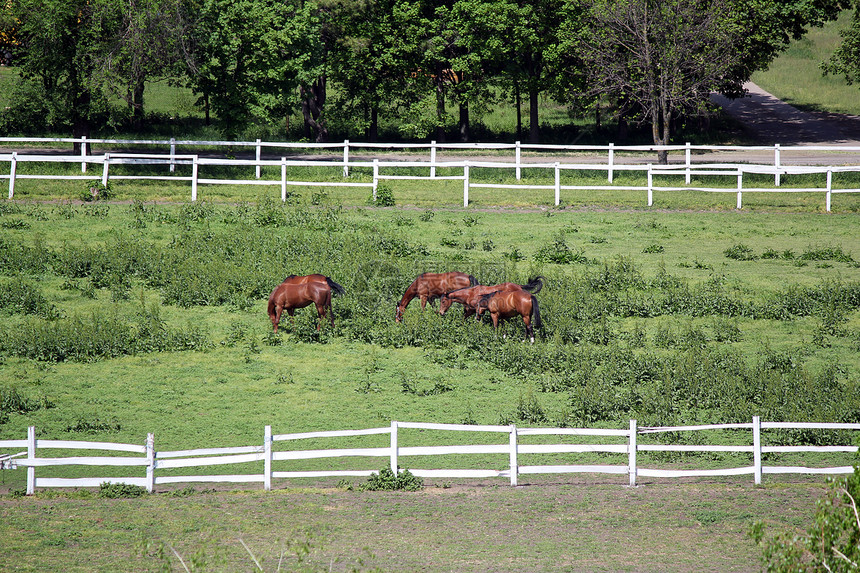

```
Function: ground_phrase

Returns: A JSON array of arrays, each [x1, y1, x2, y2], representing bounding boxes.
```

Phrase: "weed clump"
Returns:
[[359, 467, 423, 491]]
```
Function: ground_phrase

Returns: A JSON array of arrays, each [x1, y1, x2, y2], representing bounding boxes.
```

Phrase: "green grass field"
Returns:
[[0, 194, 857, 571], [2, 16, 860, 569], [753, 10, 860, 116]]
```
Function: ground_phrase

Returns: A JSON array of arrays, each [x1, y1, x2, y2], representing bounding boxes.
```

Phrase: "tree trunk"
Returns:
[[132, 79, 145, 130], [515, 82, 522, 141], [652, 96, 670, 165], [458, 102, 469, 142], [72, 86, 91, 155], [528, 85, 540, 143], [435, 64, 446, 142], [301, 75, 328, 143], [368, 105, 378, 142]]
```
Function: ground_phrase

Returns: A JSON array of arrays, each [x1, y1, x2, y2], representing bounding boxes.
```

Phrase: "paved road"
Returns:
[[710, 82, 860, 146]]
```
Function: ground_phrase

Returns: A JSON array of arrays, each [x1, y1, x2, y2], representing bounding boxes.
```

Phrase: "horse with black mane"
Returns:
[[395, 271, 478, 322], [476, 289, 542, 343], [267, 274, 346, 333], [439, 276, 544, 319]]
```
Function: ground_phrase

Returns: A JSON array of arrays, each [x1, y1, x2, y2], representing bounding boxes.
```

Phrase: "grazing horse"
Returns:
[[395, 271, 478, 322], [439, 276, 544, 319], [267, 274, 345, 333], [477, 289, 542, 343]]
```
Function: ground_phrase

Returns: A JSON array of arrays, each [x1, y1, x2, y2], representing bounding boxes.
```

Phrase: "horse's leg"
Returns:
[[286, 308, 296, 331], [315, 302, 324, 330], [272, 305, 284, 334], [523, 315, 534, 344], [326, 291, 334, 327], [419, 295, 428, 310]]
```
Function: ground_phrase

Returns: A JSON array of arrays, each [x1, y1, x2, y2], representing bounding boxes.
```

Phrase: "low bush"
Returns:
[[98, 482, 148, 498], [359, 467, 423, 491]]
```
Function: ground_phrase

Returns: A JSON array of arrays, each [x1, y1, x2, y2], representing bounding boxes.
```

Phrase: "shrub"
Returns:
[[724, 243, 757, 260], [751, 466, 860, 572], [534, 234, 588, 264], [81, 181, 112, 202], [98, 482, 147, 498], [360, 467, 423, 491], [0, 281, 59, 318], [369, 184, 395, 207]]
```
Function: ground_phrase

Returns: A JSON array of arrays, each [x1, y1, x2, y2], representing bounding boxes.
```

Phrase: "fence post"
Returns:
[[430, 140, 437, 178], [8, 152, 16, 199], [81, 136, 87, 173], [255, 139, 262, 179], [647, 165, 653, 206], [146, 433, 155, 493], [685, 142, 691, 184], [191, 155, 199, 201], [737, 171, 743, 209], [554, 162, 561, 206], [264, 425, 272, 491], [27, 425, 35, 495], [608, 143, 614, 183], [281, 158, 287, 202], [343, 140, 349, 178], [169, 137, 176, 173], [509, 424, 519, 486], [515, 141, 521, 180], [628, 419, 637, 487], [826, 170, 832, 212], [753, 416, 762, 485], [101, 153, 110, 187], [463, 162, 470, 207], [373, 159, 379, 201], [774, 144, 781, 186], [390, 421, 399, 474]]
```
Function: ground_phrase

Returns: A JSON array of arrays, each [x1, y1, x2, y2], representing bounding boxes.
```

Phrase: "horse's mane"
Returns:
[[283, 274, 298, 281]]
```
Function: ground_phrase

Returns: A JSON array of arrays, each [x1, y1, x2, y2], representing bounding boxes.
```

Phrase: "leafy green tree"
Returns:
[[822, 4, 860, 88], [184, 0, 309, 138], [752, 465, 860, 572], [93, 0, 188, 129], [448, 0, 567, 143], [12, 0, 124, 149], [575, 0, 744, 162], [326, 0, 425, 141]]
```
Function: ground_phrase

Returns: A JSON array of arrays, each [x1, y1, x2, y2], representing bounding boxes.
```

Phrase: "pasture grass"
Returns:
[[753, 10, 860, 116], [5, 166, 860, 212], [0, 476, 834, 572], [0, 196, 858, 571]]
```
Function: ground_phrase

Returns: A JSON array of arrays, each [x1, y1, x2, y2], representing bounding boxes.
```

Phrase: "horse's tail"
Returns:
[[521, 276, 545, 294], [468, 274, 479, 286], [326, 277, 346, 296], [531, 295, 542, 331]]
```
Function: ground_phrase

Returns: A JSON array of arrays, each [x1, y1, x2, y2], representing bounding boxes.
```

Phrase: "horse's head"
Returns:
[[476, 294, 492, 315], [438, 295, 452, 315], [395, 304, 404, 323]]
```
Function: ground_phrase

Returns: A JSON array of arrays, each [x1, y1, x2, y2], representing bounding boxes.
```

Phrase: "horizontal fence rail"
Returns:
[[2, 137, 860, 210], [2, 417, 859, 494]]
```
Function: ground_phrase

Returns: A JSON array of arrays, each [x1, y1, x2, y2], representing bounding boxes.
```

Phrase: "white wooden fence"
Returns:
[[2, 137, 860, 210], [1, 417, 858, 494]]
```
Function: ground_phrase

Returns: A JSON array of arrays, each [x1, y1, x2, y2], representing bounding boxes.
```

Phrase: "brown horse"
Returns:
[[477, 289, 542, 343], [267, 275, 345, 333], [439, 276, 544, 319], [395, 271, 478, 322]]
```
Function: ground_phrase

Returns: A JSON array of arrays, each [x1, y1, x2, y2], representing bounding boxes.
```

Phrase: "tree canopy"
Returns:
[[2, 0, 854, 144]]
